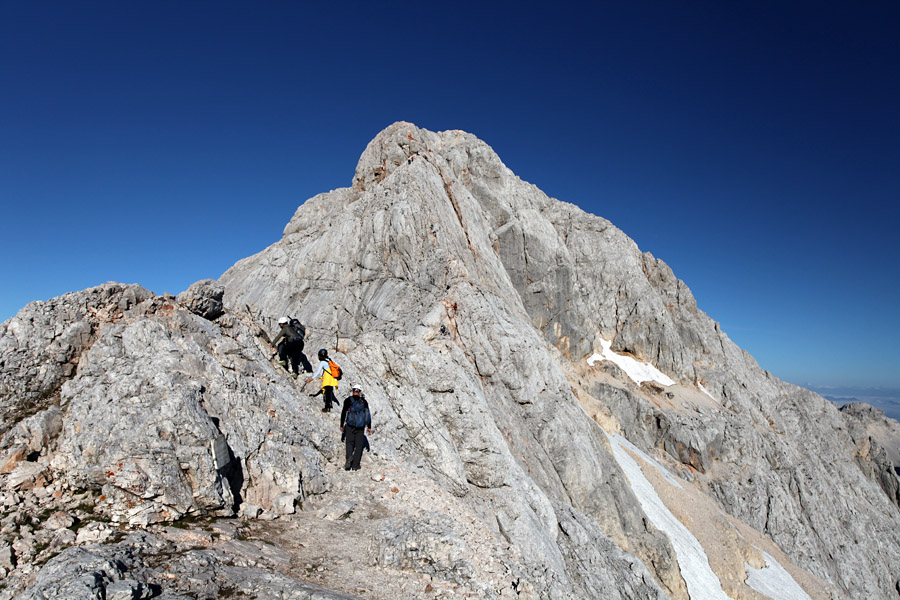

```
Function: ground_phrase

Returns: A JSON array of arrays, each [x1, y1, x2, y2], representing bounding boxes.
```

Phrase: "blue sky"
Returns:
[[2, 1, 898, 391]]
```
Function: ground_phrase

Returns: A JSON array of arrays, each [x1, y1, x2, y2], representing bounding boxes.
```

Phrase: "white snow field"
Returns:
[[605, 431, 732, 600], [745, 550, 812, 600], [587, 338, 675, 386]]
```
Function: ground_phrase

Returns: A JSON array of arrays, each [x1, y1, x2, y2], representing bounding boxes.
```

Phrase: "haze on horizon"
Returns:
[[1, 2, 898, 395]]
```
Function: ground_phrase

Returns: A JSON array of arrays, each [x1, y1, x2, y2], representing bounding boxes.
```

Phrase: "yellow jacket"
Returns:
[[314, 359, 339, 388]]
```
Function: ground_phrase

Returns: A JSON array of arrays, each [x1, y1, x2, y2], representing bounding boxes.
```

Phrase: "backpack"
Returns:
[[327, 359, 342, 380], [346, 396, 368, 428], [289, 318, 305, 339]]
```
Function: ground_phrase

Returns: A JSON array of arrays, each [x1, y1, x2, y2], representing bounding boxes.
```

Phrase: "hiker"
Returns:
[[306, 348, 340, 412], [272, 317, 310, 377], [340, 385, 371, 471]]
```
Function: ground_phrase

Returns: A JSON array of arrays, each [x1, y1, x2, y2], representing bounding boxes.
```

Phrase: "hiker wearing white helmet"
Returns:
[[340, 385, 371, 471], [272, 316, 309, 377]]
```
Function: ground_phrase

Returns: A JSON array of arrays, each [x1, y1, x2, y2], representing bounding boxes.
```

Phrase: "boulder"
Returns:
[[0, 445, 29, 474], [8, 461, 48, 491], [177, 279, 225, 321]]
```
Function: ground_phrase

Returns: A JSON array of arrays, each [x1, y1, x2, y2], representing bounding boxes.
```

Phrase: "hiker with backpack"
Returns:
[[306, 348, 341, 412], [340, 385, 371, 471], [272, 317, 311, 377]]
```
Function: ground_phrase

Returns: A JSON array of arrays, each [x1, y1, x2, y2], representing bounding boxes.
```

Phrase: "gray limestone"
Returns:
[[1, 122, 898, 599], [176, 278, 225, 321], [10, 533, 359, 600], [840, 401, 900, 470], [0, 283, 154, 439]]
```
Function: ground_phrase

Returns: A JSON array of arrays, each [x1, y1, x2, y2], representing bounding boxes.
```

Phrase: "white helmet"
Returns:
[[278, 316, 289, 325]]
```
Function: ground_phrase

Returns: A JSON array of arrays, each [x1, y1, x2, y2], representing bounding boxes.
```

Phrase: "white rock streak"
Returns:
[[606, 432, 732, 600], [698, 382, 717, 402], [587, 338, 675, 386], [745, 550, 812, 600]]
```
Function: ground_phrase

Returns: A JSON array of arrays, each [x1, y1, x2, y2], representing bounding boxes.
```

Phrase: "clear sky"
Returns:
[[2, 1, 898, 391]]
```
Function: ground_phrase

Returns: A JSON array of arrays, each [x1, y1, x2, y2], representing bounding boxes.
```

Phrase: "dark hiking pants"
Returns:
[[345, 426, 365, 469], [278, 340, 307, 374], [323, 386, 337, 411]]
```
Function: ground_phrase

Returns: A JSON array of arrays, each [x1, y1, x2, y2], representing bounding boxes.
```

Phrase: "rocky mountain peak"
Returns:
[[2, 123, 899, 599]]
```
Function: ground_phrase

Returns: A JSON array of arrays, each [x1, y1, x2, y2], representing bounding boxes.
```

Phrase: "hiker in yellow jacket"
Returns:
[[306, 348, 340, 412]]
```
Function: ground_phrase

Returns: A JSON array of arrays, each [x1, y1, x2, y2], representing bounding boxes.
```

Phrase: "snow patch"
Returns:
[[612, 433, 682, 489], [605, 432, 732, 600], [698, 382, 718, 402], [587, 338, 675, 386], [745, 550, 811, 600]]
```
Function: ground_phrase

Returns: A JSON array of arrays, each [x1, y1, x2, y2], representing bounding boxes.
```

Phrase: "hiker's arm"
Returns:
[[305, 361, 324, 383], [339, 398, 349, 428]]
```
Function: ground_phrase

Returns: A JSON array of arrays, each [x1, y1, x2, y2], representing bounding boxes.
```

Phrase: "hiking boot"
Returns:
[[279, 360, 287, 368], [344, 462, 351, 471], [291, 372, 298, 379]]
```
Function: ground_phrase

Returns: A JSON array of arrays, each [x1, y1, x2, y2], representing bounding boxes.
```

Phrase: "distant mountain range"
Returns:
[[805, 386, 900, 423]]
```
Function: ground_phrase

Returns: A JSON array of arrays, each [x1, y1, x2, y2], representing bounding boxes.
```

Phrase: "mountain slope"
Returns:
[[1, 122, 898, 599], [222, 122, 900, 598]]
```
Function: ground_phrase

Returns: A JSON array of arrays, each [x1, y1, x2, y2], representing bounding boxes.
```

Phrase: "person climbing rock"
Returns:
[[272, 317, 310, 377], [306, 348, 340, 412], [340, 385, 371, 471]]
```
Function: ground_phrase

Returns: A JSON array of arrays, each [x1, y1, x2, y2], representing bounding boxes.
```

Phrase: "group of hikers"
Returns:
[[271, 317, 372, 471]]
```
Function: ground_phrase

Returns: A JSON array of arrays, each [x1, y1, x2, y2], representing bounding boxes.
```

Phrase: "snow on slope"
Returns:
[[605, 431, 732, 600], [612, 433, 683, 489], [606, 431, 814, 600], [698, 382, 718, 402], [587, 338, 675, 386], [745, 550, 813, 600]]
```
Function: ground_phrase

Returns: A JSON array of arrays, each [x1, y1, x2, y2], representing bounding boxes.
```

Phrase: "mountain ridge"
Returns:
[[1, 122, 898, 599]]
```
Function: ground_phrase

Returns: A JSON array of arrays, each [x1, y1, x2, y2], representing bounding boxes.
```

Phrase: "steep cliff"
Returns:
[[1, 123, 897, 599]]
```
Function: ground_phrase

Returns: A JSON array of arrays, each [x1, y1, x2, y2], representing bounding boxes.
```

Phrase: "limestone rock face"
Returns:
[[839, 402, 900, 504], [0, 284, 154, 439], [220, 122, 900, 599], [176, 278, 225, 321], [1, 122, 898, 599], [0, 287, 332, 539], [840, 402, 900, 469]]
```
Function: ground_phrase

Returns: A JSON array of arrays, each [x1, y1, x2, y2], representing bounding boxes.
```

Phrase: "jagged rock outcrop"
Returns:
[[0, 284, 154, 440], [6, 286, 340, 523], [840, 402, 900, 503], [176, 279, 226, 321], [2, 122, 899, 599], [840, 402, 900, 468]]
